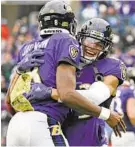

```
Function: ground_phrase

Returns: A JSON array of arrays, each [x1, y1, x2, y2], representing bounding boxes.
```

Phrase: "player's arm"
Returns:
[[32, 75, 118, 105], [75, 60, 127, 106], [56, 63, 126, 137], [27, 74, 119, 107], [74, 75, 118, 106], [22, 60, 126, 136], [51, 75, 118, 105], [104, 75, 119, 96], [56, 62, 101, 117], [26, 71, 125, 136], [127, 97, 135, 125], [5, 71, 19, 115], [5, 49, 44, 114]]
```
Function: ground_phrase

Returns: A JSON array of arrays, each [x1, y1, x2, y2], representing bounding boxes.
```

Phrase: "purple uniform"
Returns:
[[17, 33, 81, 124], [63, 57, 126, 146], [118, 86, 135, 132]]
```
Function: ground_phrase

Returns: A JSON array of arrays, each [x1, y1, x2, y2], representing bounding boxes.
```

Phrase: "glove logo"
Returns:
[[35, 86, 41, 92]]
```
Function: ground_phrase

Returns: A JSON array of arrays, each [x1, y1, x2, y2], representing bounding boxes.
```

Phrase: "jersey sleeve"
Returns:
[[120, 88, 135, 105], [104, 58, 127, 85], [126, 89, 135, 98], [56, 35, 81, 70]]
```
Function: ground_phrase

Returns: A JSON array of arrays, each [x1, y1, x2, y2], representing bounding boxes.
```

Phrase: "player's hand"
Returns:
[[23, 83, 52, 103], [17, 50, 44, 73], [106, 111, 126, 137]]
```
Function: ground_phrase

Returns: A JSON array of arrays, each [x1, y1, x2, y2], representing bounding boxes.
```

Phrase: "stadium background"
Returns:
[[1, 0, 135, 146]]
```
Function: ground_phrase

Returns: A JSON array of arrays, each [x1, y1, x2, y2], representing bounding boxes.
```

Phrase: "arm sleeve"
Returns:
[[125, 89, 134, 99], [57, 36, 81, 70], [104, 59, 127, 85]]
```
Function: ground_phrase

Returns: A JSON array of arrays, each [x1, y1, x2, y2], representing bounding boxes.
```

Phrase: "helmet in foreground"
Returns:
[[38, 0, 77, 37]]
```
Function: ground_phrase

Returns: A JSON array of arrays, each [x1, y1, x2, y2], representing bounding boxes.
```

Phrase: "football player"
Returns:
[[61, 18, 127, 146], [9, 18, 127, 146], [111, 67, 135, 146], [18, 18, 127, 146], [6, 1, 126, 146]]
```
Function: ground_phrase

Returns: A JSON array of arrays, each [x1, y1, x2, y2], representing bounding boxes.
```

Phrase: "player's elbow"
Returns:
[[59, 89, 75, 103], [127, 98, 135, 125]]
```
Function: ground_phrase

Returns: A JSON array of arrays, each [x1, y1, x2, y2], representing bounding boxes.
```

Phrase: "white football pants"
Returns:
[[6, 111, 69, 146], [111, 131, 135, 146]]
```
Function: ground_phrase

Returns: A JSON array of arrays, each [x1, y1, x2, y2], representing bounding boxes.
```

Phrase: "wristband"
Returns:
[[98, 107, 110, 120]]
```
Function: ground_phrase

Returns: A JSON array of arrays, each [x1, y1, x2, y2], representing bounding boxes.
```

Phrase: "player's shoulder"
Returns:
[[18, 38, 43, 58], [107, 57, 127, 71], [102, 57, 123, 65], [19, 39, 37, 51], [50, 33, 80, 55], [97, 57, 127, 83], [51, 33, 78, 42], [100, 57, 126, 71]]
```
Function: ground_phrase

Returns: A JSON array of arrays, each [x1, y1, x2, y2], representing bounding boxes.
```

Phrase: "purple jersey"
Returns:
[[118, 87, 134, 112], [117, 86, 135, 132], [77, 57, 126, 87], [17, 33, 81, 124], [63, 57, 126, 146]]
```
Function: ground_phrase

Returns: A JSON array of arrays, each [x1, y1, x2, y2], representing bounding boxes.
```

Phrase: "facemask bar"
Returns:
[[69, 18, 77, 36], [77, 30, 113, 64]]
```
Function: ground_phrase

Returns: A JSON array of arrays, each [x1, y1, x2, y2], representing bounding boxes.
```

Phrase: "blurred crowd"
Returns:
[[78, 1, 135, 51], [1, 0, 135, 146]]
